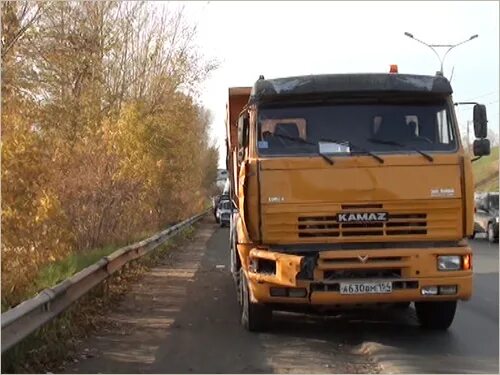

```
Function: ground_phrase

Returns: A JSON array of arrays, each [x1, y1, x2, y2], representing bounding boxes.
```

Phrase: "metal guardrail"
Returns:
[[1, 210, 208, 353]]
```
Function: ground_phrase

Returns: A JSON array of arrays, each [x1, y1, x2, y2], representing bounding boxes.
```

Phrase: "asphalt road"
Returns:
[[65, 219, 499, 374], [357, 235, 499, 373]]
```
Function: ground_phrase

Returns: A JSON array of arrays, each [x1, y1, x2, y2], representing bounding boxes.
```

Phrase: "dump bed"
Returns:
[[226, 87, 251, 204]]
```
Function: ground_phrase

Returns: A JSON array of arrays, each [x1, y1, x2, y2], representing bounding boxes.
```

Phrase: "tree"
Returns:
[[1, 0, 218, 308]]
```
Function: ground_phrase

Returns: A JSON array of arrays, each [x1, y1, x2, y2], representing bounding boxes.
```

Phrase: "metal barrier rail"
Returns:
[[1, 211, 208, 353]]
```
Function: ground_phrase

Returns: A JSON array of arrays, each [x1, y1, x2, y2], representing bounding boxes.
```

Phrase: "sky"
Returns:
[[176, 1, 499, 168]]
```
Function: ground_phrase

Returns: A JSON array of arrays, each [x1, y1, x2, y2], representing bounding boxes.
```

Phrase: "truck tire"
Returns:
[[415, 300, 457, 330], [239, 269, 271, 332], [487, 223, 497, 243]]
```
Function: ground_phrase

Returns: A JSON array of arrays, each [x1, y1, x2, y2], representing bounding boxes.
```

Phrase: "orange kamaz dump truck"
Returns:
[[225, 69, 490, 331]]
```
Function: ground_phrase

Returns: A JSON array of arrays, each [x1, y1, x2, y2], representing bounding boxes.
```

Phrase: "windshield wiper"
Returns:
[[319, 138, 384, 164], [268, 133, 334, 165], [367, 138, 434, 162]]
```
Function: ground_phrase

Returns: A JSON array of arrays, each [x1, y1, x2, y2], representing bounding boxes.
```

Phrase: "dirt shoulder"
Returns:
[[62, 217, 380, 374]]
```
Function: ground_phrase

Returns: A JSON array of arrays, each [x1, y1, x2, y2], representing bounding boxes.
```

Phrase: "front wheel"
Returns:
[[415, 300, 457, 330], [487, 223, 497, 243], [230, 223, 239, 288], [239, 269, 271, 332]]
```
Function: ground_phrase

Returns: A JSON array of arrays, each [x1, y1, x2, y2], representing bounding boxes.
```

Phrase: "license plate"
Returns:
[[340, 281, 392, 295]]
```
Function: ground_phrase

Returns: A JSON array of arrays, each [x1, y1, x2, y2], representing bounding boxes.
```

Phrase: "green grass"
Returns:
[[1, 242, 136, 313], [31, 245, 119, 296], [11, 225, 196, 309], [1, 245, 116, 313], [1, 225, 197, 373], [472, 146, 499, 192]]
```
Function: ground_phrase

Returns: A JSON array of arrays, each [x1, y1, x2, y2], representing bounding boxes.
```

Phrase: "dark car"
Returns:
[[472, 192, 499, 243]]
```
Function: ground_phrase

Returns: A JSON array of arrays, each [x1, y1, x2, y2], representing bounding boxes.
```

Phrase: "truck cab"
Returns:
[[226, 71, 490, 331]]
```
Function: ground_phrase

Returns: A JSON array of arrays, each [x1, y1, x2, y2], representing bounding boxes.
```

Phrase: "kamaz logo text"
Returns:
[[337, 212, 388, 223]]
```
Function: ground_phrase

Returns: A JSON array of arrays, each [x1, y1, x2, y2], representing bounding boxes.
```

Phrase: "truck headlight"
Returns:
[[437, 255, 461, 271]]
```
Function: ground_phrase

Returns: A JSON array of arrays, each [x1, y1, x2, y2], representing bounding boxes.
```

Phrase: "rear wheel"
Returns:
[[415, 300, 457, 330], [487, 223, 497, 243], [239, 269, 271, 332]]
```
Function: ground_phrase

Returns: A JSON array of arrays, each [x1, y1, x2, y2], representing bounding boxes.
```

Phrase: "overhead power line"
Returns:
[[459, 91, 498, 102]]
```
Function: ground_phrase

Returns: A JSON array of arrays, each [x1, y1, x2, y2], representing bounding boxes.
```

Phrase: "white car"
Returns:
[[216, 199, 232, 227]]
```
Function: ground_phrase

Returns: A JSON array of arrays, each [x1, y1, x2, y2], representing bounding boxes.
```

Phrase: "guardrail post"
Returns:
[[96, 279, 107, 298], [40, 289, 56, 312], [102, 279, 109, 298]]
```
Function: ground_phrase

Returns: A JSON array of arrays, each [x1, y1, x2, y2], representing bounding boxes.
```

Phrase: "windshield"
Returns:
[[257, 101, 457, 156], [488, 195, 499, 209], [219, 201, 232, 210]]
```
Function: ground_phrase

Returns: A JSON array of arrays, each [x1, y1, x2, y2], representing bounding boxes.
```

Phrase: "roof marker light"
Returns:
[[390, 64, 398, 73]]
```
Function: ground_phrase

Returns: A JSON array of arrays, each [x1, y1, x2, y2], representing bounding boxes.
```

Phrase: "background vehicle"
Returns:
[[225, 69, 490, 332], [213, 193, 229, 223], [217, 199, 232, 227], [472, 192, 499, 242], [216, 169, 229, 191]]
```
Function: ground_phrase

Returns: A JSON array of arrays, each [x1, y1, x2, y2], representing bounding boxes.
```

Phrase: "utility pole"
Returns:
[[403, 32, 478, 77]]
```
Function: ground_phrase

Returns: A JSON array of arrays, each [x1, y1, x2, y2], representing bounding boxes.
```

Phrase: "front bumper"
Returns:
[[245, 245, 472, 305]]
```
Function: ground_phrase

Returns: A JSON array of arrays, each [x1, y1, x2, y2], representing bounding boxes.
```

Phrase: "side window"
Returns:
[[405, 115, 419, 136], [237, 113, 249, 162], [260, 118, 307, 140], [371, 114, 416, 139], [436, 109, 454, 144], [238, 113, 249, 148]]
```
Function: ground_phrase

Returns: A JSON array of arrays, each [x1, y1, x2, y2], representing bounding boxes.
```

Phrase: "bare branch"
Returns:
[[1, 2, 46, 59]]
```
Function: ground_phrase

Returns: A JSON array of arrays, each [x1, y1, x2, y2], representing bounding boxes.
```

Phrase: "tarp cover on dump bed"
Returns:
[[251, 73, 452, 102]]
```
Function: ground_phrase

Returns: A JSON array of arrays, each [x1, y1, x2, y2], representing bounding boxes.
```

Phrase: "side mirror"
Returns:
[[238, 115, 249, 147], [237, 148, 244, 163], [473, 138, 490, 157], [473, 104, 488, 138]]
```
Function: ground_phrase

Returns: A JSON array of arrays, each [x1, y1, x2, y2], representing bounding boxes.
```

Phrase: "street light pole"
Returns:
[[403, 32, 478, 76]]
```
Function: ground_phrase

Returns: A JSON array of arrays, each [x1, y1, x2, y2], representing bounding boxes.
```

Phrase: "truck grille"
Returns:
[[298, 213, 427, 238], [324, 269, 401, 280], [262, 200, 461, 244]]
